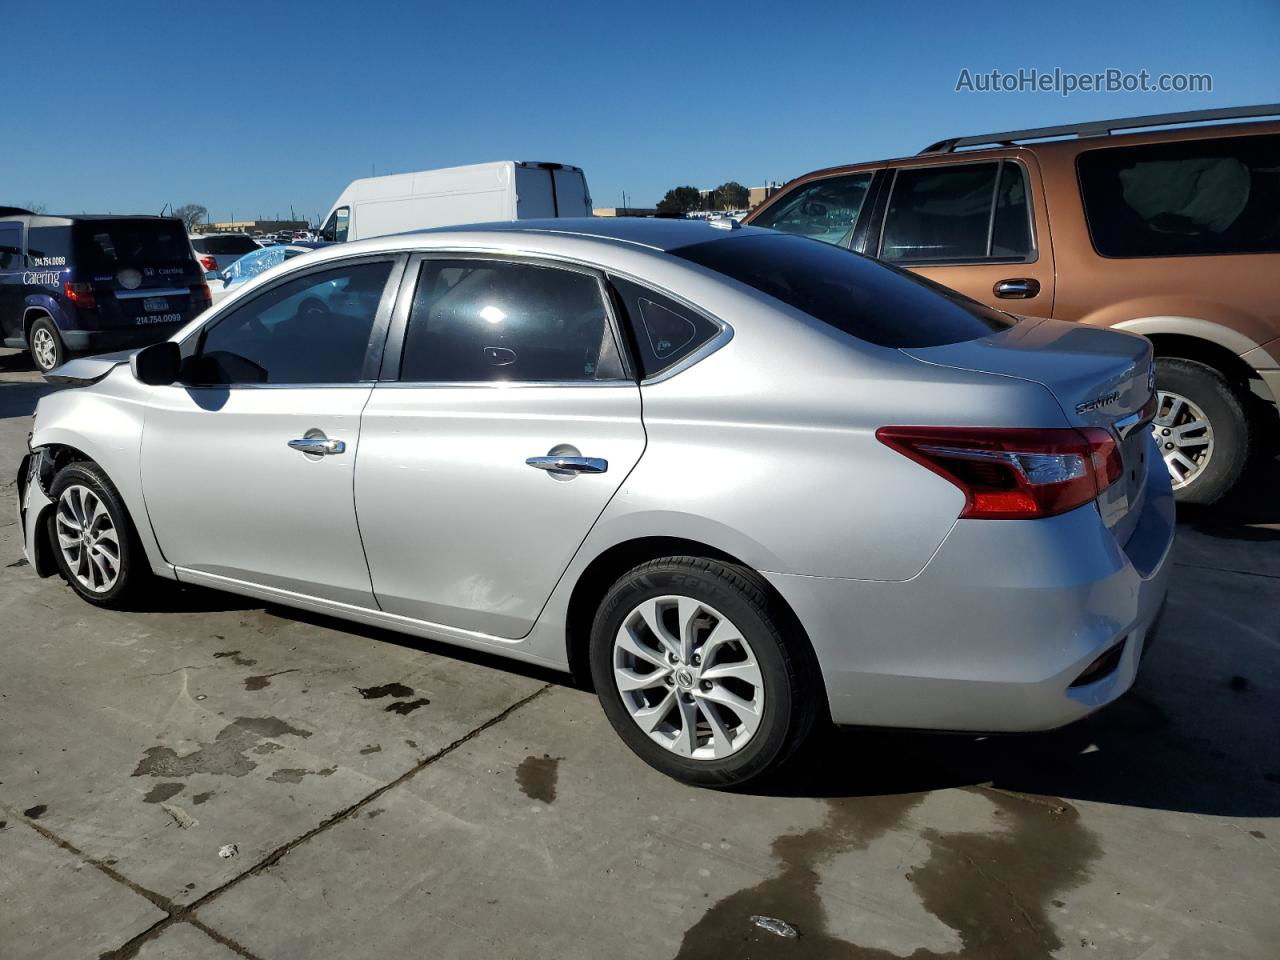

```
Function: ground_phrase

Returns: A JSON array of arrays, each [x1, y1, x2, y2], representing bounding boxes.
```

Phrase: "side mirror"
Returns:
[[131, 341, 181, 386]]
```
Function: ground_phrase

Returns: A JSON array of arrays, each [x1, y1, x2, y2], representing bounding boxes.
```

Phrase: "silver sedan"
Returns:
[[16, 219, 1174, 787]]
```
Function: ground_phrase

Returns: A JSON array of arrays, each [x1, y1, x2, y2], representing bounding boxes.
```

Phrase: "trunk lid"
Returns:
[[903, 317, 1156, 541]]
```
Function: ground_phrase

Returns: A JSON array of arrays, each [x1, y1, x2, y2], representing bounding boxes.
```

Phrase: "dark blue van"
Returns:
[[0, 209, 210, 373]]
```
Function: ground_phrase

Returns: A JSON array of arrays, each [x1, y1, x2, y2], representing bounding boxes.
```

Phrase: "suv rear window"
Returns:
[[672, 232, 1015, 349], [1077, 133, 1280, 257], [195, 235, 261, 256], [73, 219, 192, 267]]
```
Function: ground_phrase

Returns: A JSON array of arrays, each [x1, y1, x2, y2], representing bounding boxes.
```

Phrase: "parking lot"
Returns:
[[0, 345, 1276, 960]]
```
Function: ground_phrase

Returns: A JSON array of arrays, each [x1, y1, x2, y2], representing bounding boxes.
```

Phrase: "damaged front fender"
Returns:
[[16, 449, 58, 578]]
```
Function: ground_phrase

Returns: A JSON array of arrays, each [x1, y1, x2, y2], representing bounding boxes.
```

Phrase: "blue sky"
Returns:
[[3, 0, 1277, 222]]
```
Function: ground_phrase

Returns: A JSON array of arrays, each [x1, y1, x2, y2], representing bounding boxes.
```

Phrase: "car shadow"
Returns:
[[1177, 454, 1280, 532], [0, 380, 56, 420]]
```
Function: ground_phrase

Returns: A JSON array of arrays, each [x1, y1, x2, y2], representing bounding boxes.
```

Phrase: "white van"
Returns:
[[318, 161, 592, 242]]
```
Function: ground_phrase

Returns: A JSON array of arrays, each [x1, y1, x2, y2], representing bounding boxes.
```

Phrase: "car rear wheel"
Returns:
[[29, 316, 66, 374], [588, 557, 817, 788], [48, 462, 148, 606], [1151, 358, 1252, 505]]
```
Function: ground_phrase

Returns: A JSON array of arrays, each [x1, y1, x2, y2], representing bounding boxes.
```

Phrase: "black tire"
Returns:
[[1154, 357, 1252, 505], [588, 556, 819, 788], [47, 461, 149, 607], [28, 315, 68, 374]]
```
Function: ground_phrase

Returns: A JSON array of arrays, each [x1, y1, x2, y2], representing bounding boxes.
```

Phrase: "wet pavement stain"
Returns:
[[253, 742, 284, 755], [359, 744, 382, 755], [192, 791, 215, 805], [357, 682, 414, 699], [267, 766, 337, 784], [213, 650, 258, 667], [22, 804, 47, 819], [0, 821, 7, 830], [385, 698, 430, 715], [143, 783, 185, 804], [516, 754, 563, 804], [674, 788, 1101, 959], [1250, 829, 1267, 839], [244, 669, 299, 691], [131, 717, 312, 779], [7, 557, 29, 568]]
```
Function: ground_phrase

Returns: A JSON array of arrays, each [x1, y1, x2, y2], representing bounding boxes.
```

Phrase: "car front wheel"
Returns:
[[47, 462, 148, 606], [588, 557, 818, 788]]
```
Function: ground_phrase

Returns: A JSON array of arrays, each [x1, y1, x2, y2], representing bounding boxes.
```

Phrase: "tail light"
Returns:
[[197, 254, 218, 273], [63, 281, 97, 310], [876, 426, 1122, 520], [189, 281, 212, 310]]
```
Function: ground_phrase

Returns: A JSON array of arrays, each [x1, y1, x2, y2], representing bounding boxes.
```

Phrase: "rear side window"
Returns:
[[400, 259, 625, 383], [1077, 134, 1280, 257], [73, 219, 192, 267], [26, 226, 71, 266], [673, 233, 1015, 349], [880, 160, 1032, 263], [609, 277, 721, 379], [749, 172, 874, 247]]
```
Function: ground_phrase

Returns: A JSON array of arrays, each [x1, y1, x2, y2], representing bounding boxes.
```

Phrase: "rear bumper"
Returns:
[[766, 439, 1176, 732], [61, 321, 188, 352]]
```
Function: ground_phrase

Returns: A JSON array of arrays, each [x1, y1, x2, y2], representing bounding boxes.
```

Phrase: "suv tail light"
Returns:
[[63, 281, 97, 310], [876, 426, 1121, 520], [189, 281, 212, 310], [197, 254, 218, 273]]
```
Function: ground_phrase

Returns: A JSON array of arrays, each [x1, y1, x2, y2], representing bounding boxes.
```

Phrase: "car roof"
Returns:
[[412, 217, 774, 252]]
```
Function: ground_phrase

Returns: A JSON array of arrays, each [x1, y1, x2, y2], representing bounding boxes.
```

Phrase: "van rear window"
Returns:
[[197, 235, 261, 256], [1077, 134, 1280, 258], [671, 232, 1015, 348], [73, 219, 192, 267]]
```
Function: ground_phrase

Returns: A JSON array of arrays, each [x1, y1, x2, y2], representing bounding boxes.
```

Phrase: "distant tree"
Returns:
[[656, 186, 703, 217], [712, 181, 749, 211], [22, 201, 48, 214], [173, 204, 208, 230]]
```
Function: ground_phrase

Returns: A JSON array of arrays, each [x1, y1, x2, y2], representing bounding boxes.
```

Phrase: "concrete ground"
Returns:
[[1, 345, 1277, 960]]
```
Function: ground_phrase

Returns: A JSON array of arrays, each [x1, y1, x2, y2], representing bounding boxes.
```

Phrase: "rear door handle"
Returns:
[[993, 278, 1040, 299], [288, 437, 346, 456], [526, 456, 608, 474]]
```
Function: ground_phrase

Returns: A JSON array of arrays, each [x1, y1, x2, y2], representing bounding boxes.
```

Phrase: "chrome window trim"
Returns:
[[114, 287, 192, 300]]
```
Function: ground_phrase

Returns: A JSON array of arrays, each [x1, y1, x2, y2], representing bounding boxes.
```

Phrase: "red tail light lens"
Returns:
[[876, 426, 1121, 519], [189, 282, 212, 310], [198, 254, 218, 273], [63, 281, 97, 310]]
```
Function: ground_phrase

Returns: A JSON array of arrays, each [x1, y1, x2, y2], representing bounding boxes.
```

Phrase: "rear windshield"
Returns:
[[73, 219, 192, 267], [671, 232, 1015, 348], [196, 234, 261, 256]]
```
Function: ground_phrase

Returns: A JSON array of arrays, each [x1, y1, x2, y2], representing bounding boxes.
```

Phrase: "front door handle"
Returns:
[[288, 436, 346, 456], [526, 456, 608, 474], [993, 278, 1041, 299]]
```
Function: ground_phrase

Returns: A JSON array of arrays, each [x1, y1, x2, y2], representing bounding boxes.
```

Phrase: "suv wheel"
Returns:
[[1151, 357, 1252, 505], [47, 462, 148, 606], [29, 316, 66, 373], [588, 557, 818, 788]]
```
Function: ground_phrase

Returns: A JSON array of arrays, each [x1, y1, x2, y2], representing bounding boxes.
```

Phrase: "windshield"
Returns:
[[74, 219, 192, 267], [671, 232, 1016, 349]]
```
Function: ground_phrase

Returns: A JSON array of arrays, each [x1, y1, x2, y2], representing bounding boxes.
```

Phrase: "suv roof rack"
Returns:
[[919, 103, 1280, 154]]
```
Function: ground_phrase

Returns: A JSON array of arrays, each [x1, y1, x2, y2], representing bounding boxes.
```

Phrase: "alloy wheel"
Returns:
[[1151, 390, 1214, 490], [55, 484, 121, 593], [612, 595, 764, 760], [32, 327, 58, 371]]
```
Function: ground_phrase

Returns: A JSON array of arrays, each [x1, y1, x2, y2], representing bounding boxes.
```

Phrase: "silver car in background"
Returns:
[[16, 219, 1174, 787]]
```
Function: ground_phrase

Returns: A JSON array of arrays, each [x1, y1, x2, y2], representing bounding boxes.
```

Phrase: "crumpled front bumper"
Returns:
[[16, 449, 56, 577]]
